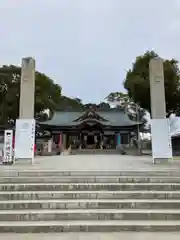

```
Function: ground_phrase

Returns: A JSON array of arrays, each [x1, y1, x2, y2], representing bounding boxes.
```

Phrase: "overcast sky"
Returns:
[[1, 0, 180, 103]]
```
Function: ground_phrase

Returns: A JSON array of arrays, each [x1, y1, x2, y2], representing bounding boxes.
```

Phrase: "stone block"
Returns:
[[0, 200, 179, 210], [0, 221, 179, 233], [0, 182, 180, 191], [1, 176, 180, 183]]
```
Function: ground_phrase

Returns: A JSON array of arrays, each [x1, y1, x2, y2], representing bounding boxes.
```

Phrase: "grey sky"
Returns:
[[0, 0, 180, 103]]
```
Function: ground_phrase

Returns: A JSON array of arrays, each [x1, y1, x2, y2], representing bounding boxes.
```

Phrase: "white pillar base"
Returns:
[[14, 158, 34, 165], [153, 158, 170, 164]]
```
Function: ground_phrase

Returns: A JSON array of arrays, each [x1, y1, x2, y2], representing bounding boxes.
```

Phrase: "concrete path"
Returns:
[[0, 233, 180, 239], [0, 155, 179, 171]]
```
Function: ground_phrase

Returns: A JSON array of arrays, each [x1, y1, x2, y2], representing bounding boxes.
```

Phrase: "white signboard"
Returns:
[[3, 130, 13, 164], [14, 119, 35, 162], [151, 118, 172, 161]]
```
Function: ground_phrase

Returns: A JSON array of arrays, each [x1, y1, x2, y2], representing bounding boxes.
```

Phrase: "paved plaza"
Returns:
[[0, 154, 179, 171]]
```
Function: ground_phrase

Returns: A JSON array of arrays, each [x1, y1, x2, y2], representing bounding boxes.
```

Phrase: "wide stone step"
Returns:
[[2, 176, 180, 183], [0, 183, 180, 191], [71, 149, 119, 155], [1, 190, 180, 200], [1, 170, 180, 177], [0, 220, 179, 232], [0, 199, 180, 210], [0, 209, 180, 221]]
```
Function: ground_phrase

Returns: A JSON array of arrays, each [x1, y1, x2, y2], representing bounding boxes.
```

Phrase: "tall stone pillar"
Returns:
[[149, 58, 172, 163], [149, 58, 166, 119], [19, 57, 35, 119], [14, 57, 36, 164]]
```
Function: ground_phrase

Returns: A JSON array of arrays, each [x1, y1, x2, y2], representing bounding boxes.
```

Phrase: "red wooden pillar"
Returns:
[[58, 133, 62, 149]]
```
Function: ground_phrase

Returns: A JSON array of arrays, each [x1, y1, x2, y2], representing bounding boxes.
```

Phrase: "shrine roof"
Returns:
[[39, 109, 142, 127]]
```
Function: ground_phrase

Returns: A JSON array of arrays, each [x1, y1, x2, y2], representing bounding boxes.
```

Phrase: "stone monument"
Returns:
[[19, 57, 35, 119], [149, 57, 171, 163], [14, 57, 36, 163], [149, 57, 166, 119]]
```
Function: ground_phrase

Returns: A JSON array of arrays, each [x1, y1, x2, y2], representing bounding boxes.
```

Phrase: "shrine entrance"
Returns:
[[80, 122, 103, 149], [39, 107, 142, 153]]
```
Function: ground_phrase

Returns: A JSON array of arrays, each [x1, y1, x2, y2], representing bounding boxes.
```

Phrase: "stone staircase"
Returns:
[[0, 170, 180, 232]]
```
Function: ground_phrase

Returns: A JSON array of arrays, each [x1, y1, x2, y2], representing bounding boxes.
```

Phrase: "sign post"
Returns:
[[3, 130, 13, 165], [151, 119, 172, 163], [14, 119, 35, 164]]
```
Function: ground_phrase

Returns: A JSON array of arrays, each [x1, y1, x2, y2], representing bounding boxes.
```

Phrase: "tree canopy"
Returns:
[[0, 65, 62, 124], [57, 96, 83, 110], [105, 91, 147, 126], [124, 51, 180, 116]]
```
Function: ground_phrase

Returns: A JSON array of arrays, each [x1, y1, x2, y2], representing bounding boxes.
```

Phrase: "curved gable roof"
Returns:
[[98, 111, 140, 126], [73, 110, 108, 122], [39, 109, 141, 127], [40, 111, 81, 126]]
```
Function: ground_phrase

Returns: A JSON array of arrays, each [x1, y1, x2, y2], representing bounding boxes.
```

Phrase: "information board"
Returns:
[[14, 119, 35, 162], [3, 130, 13, 164], [151, 118, 172, 161]]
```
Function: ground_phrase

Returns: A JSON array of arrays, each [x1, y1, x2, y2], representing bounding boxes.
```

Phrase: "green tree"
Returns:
[[105, 92, 146, 124], [124, 51, 180, 116], [98, 102, 111, 109], [74, 98, 82, 105], [105, 92, 131, 110], [57, 96, 83, 110], [35, 71, 62, 114], [0, 65, 62, 124], [83, 103, 98, 110]]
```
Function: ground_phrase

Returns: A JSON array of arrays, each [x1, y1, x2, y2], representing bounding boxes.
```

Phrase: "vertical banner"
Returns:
[[117, 134, 121, 145], [3, 130, 13, 164], [14, 119, 35, 163], [58, 133, 62, 148], [151, 118, 172, 161], [48, 138, 52, 153]]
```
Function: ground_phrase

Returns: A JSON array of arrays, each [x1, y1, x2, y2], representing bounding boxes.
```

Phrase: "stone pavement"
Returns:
[[0, 154, 179, 171], [0, 233, 180, 239]]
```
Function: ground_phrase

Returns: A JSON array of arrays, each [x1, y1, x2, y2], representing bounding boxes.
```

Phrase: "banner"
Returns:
[[14, 119, 35, 162], [151, 118, 172, 161], [3, 130, 13, 164]]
